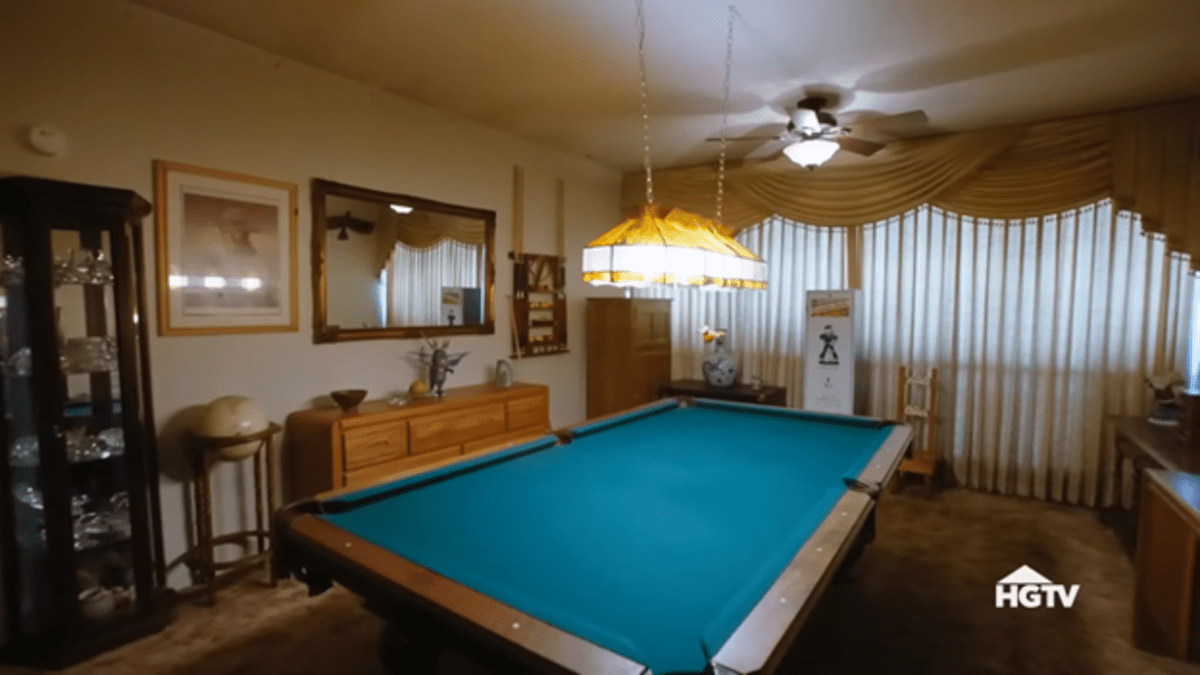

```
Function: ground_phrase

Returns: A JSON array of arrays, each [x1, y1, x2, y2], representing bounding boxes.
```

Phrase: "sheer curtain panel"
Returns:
[[385, 240, 481, 326], [857, 201, 1190, 506]]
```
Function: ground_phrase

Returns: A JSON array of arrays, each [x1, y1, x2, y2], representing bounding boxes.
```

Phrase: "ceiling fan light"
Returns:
[[783, 139, 840, 168]]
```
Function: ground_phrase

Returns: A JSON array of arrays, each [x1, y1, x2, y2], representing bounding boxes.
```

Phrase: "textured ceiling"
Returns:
[[129, 0, 1200, 171]]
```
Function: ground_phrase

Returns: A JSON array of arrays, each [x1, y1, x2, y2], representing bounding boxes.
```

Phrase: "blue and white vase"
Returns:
[[702, 332, 738, 387]]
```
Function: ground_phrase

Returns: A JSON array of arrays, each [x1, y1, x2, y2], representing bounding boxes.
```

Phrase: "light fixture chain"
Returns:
[[716, 5, 735, 224], [636, 0, 653, 204]]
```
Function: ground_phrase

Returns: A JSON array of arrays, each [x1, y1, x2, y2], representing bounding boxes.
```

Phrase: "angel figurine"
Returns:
[[410, 337, 469, 397]]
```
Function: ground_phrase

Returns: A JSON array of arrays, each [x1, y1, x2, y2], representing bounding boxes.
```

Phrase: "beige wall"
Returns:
[[3, 0, 625, 586]]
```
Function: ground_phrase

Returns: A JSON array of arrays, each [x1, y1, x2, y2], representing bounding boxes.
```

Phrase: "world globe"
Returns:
[[196, 395, 269, 461]]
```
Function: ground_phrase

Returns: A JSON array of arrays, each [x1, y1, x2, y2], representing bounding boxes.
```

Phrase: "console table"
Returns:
[[1108, 417, 1200, 556], [657, 379, 787, 407]]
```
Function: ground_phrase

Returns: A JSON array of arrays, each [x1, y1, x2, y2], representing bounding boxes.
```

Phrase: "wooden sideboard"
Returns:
[[285, 383, 549, 499]]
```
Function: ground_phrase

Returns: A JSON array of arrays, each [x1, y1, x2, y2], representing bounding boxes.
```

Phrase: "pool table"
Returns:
[[275, 397, 912, 675]]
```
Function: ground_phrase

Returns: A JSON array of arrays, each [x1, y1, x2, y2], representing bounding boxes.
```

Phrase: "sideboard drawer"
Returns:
[[409, 403, 506, 455], [507, 394, 548, 431], [463, 425, 547, 455], [341, 421, 408, 472], [342, 445, 461, 489]]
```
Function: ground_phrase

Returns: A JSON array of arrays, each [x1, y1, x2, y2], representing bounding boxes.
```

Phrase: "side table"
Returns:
[[185, 422, 281, 605]]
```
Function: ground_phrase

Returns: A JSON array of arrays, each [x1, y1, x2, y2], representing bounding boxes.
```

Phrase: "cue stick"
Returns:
[[508, 294, 522, 360]]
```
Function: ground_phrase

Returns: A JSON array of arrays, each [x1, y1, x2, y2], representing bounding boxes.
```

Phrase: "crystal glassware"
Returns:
[[13, 483, 43, 510], [5, 346, 31, 376], [0, 254, 24, 286], [97, 427, 124, 455], [9, 435, 39, 466]]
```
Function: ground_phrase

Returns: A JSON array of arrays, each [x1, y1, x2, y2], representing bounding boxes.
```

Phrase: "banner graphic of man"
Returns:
[[818, 324, 839, 365]]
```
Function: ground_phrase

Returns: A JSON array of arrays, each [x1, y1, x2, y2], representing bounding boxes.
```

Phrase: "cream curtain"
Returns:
[[858, 202, 1192, 506], [623, 98, 1200, 265], [640, 201, 1193, 507], [384, 240, 481, 326]]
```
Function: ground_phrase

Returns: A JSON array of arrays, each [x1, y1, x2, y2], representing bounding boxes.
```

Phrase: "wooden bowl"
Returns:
[[331, 389, 368, 413]]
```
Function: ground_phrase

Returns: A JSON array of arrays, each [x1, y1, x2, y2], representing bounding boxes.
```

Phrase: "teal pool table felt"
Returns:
[[321, 402, 892, 674]]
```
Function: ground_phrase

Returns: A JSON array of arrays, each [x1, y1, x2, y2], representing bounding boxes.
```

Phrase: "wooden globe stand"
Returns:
[[184, 422, 281, 605]]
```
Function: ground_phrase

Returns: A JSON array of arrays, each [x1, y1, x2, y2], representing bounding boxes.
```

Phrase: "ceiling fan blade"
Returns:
[[838, 136, 886, 157], [705, 135, 785, 142], [846, 110, 929, 134]]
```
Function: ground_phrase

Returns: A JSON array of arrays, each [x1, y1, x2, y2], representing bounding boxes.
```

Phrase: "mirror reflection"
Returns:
[[313, 180, 495, 342]]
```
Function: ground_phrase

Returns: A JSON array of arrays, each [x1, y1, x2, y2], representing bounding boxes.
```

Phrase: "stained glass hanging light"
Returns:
[[581, 1, 766, 290]]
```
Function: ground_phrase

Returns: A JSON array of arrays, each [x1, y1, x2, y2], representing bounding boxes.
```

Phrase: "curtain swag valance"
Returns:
[[622, 97, 1200, 263], [375, 210, 486, 272]]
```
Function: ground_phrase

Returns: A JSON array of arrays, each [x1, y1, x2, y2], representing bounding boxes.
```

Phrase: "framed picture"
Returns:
[[153, 161, 298, 335]]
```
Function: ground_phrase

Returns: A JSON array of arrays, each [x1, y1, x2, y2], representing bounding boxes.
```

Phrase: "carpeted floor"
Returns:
[[4, 487, 1199, 675]]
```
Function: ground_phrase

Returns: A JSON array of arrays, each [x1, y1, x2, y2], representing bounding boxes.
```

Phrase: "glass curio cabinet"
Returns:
[[0, 177, 167, 667]]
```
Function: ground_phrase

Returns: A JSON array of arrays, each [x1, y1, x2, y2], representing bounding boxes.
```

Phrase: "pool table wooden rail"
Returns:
[[277, 511, 647, 674], [275, 398, 912, 675], [713, 422, 913, 675]]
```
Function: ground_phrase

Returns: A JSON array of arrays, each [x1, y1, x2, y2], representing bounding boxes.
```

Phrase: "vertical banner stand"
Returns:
[[802, 289, 863, 415]]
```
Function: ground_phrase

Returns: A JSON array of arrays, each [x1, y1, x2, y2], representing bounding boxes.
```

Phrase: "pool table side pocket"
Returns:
[[278, 514, 649, 675]]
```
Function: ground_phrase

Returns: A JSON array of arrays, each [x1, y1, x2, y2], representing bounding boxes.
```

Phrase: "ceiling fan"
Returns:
[[328, 211, 375, 240], [709, 96, 928, 168]]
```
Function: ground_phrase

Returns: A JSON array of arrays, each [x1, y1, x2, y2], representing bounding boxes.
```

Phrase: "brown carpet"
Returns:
[[3, 488, 1199, 675]]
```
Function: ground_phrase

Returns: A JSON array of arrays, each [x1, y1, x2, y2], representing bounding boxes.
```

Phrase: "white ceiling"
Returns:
[[129, 0, 1200, 172]]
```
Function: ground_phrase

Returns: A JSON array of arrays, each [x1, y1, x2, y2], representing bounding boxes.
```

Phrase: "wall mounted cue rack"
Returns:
[[509, 252, 568, 357]]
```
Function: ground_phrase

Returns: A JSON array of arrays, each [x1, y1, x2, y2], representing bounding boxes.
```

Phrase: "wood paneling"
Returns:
[[586, 298, 671, 419], [285, 383, 549, 499]]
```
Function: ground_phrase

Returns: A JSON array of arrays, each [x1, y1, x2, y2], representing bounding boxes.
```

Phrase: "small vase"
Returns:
[[702, 332, 738, 387], [494, 359, 513, 388]]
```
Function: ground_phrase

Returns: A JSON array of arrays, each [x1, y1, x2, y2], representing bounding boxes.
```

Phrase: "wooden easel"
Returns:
[[894, 366, 940, 493]]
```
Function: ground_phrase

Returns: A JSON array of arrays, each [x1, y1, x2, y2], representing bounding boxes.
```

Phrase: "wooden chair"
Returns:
[[893, 366, 940, 493]]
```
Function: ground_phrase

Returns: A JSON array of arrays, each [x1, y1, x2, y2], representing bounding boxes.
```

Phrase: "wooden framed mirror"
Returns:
[[311, 179, 495, 342]]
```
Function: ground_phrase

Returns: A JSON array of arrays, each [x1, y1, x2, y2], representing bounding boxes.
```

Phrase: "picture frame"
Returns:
[[153, 161, 298, 335]]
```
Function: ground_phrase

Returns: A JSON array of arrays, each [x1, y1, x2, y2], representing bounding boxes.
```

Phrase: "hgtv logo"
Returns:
[[995, 565, 1080, 609]]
